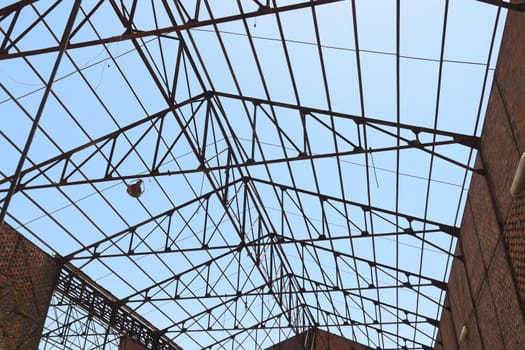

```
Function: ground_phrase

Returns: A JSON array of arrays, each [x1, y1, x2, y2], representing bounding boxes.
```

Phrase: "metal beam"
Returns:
[[0, 0, 344, 59], [54, 264, 183, 350], [476, 0, 525, 11]]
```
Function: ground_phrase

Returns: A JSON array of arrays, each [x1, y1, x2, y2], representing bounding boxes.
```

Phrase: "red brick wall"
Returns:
[[265, 329, 371, 350], [434, 7, 525, 350], [0, 223, 58, 349]]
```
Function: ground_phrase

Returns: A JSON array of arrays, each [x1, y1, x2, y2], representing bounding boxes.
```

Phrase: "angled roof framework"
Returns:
[[0, 0, 507, 349]]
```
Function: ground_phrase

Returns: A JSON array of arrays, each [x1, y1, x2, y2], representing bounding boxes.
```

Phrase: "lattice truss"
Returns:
[[0, 1, 505, 349], [41, 292, 122, 350]]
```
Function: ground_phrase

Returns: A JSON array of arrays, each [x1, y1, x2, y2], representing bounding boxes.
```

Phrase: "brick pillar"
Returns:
[[434, 6, 525, 350], [0, 223, 58, 350]]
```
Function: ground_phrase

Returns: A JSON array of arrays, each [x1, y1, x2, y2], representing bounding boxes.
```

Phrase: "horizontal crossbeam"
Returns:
[[54, 264, 183, 350]]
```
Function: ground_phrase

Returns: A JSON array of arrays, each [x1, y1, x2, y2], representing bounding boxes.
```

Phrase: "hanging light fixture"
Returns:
[[126, 179, 144, 198]]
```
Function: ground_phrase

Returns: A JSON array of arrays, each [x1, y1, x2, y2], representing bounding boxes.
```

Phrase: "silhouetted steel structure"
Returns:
[[0, 0, 506, 349]]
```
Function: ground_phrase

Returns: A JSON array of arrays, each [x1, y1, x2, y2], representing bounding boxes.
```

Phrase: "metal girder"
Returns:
[[476, 0, 525, 11], [61, 178, 243, 261], [53, 264, 183, 350], [0, 0, 82, 226], [41, 292, 122, 350], [0, 93, 209, 196], [250, 177, 460, 237], [0, 0, 344, 59], [0, 0, 37, 19], [212, 91, 481, 150], [0, 0, 501, 348], [0, 89, 479, 195], [26, 1, 322, 342]]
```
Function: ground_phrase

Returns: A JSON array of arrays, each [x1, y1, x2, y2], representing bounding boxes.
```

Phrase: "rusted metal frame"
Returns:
[[62, 179, 242, 261], [0, 0, 38, 18], [122, 237, 276, 333], [2, 25, 208, 324], [170, 6, 344, 336], [296, 273, 441, 325], [116, 0, 332, 344], [0, 0, 82, 226], [0, 0, 344, 59], [232, 0, 303, 189], [190, 308, 299, 350], [213, 91, 480, 154], [0, 4, 204, 291], [106, 8, 280, 336], [163, 270, 280, 339], [294, 238, 447, 309], [0, 93, 207, 192], [130, 272, 436, 304], [1, 0, 61, 53], [239, 179, 319, 328], [54, 265, 184, 350], [251, 177, 460, 238], [0, 5, 22, 52], [207, 95, 460, 334], [476, 0, 525, 11], [175, 34, 317, 334]]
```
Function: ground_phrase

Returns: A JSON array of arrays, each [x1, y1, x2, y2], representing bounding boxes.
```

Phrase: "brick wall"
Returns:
[[265, 328, 371, 350], [0, 223, 58, 350], [434, 7, 525, 350]]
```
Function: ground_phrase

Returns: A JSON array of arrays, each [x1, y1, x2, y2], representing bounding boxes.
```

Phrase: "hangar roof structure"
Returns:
[[0, 0, 509, 349]]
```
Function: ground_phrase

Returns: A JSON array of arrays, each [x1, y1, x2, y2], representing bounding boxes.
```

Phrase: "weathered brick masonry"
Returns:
[[265, 328, 372, 350], [434, 7, 525, 350], [0, 223, 58, 349]]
